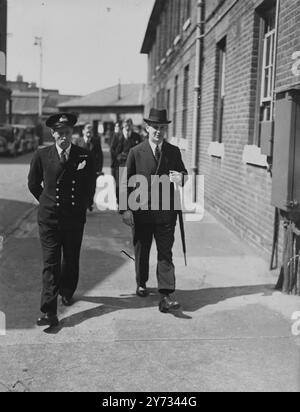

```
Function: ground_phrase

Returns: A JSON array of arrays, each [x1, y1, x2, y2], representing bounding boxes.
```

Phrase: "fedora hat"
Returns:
[[144, 108, 171, 125], [46, 112, 78, 129]]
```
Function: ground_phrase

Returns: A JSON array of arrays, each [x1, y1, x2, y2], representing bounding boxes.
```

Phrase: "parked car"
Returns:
[[0, 124, 39, 156]]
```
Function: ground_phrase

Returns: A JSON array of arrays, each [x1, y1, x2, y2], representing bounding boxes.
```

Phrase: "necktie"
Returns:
[[155, 145, 160, 163], [60, 150, 67, 165]]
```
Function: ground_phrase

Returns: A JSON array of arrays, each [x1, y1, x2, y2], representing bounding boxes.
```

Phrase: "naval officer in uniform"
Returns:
[[28, 113, 96, 327]]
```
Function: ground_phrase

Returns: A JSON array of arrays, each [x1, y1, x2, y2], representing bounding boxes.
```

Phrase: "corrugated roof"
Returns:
[[58, 83, 145, 109]]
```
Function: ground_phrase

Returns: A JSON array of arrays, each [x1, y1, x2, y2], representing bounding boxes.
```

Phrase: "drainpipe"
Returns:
[[270, 0, 280, 123], [191, 0, 205, 202]]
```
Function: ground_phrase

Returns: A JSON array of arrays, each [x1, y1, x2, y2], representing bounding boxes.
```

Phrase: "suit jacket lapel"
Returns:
[[142, 140, 159, 175], [156, 140, 168, 175]]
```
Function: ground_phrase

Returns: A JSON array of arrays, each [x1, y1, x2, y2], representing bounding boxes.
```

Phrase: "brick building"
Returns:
[[141, 0, 300, 254], [0, 0, 11, 123]]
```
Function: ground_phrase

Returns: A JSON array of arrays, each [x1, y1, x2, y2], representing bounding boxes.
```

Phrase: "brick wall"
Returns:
[[276, 0, 300, 90], [142, 0, 300, 256]]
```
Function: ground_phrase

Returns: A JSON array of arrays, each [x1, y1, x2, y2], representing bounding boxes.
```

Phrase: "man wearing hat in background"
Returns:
[[120, 108, 187, 313], [111, 118, 142, 205], [28, 112, 96, 328]]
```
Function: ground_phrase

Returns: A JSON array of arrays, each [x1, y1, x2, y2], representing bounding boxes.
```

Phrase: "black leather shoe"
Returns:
[[159, 295, 181, 313], [61, 296, 74, 307], [37, 314, 59, 327], [136, 286, 149, 297]]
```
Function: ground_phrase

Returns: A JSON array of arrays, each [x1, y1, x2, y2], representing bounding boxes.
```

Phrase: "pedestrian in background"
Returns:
[[28, 113, 96, 328], [111, 118, 142, 205], [110, 121, 122, 179], [73, 123, 103, 211]]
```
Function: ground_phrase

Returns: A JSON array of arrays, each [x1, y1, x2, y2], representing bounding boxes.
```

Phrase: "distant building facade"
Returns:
[[0, 0, 11, 123], [141, 0, 300, 253], [7, 75, 80, 126], [7, 75, 80, 140]]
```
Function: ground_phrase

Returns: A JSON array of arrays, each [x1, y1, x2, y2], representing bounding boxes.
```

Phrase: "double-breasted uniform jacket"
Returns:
[[28, 144, 96, 225], [121, 139, 188, 225], [73, 135, 103, 175]]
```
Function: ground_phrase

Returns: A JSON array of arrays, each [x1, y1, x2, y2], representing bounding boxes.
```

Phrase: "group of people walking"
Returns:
[[28, 109, 187, 328]]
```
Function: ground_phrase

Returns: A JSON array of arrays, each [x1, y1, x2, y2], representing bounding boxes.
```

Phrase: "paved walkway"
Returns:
[[0, 201, 299, 392]]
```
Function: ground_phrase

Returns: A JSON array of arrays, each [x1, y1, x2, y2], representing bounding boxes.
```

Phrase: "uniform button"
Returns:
[[72, 195, 75, 199], [56, 203, 60, 207], [72, 188, 75, 191], [56, 196, 59, 199], [56, 188, 59, 192], [72, 181, 76, 184], [72, 202, 75, 206]]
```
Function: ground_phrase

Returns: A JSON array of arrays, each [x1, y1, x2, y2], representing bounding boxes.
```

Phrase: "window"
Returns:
[[173, 75, 178, 136], [215, 37, 226, 143], [183, 0, 191, 23], [182, 65, 190, 139], [260, 7, 276, 122], [252, 3, 277, 147], [166, 89, 171, 138]]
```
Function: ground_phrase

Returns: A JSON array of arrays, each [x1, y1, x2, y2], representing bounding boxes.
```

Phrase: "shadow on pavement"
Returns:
[[46, 283, 275, 334], [0, 198, 34, 236], [0, 152, 35, 166], [0, 242, 127, 330]]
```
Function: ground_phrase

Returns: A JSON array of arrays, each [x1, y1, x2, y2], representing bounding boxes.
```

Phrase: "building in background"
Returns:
[[58, 83, 146, 137], [0, 0, 11, 123], [141, 0, 300, 255]]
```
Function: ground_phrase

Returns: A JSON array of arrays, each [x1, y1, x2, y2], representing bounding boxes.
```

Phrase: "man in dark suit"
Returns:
[[28, 113, 96, 327], [73, 122, 103, 211], [111, 118, 142, 204], [120, 109, 187, 313]]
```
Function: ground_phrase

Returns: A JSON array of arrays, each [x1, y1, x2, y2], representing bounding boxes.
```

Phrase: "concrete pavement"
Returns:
[[0, 201, 299, 392]]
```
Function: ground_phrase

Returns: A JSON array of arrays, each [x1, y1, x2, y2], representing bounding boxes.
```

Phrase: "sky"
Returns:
[[7, 0, 155, 96]]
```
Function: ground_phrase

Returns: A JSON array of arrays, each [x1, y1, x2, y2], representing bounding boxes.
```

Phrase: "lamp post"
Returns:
[[34, 36, 43, 120]]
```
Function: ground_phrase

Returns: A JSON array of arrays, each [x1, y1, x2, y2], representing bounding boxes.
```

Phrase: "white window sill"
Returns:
[[242, 145, 268, 167], [183, 18, 191, 32], [166, 48, 173, 57], [208, 141, 225, 159], [173, 35, 181, 46], [168, 136, 188, 151], [0, 51, 6, 75]]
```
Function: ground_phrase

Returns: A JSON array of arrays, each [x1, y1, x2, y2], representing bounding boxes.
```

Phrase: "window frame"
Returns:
[[215, 37, 227, 143]]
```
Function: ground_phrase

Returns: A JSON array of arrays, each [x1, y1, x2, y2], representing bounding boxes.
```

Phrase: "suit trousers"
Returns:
[[39, 220, 85, 314], [133, 221, 176, 294]]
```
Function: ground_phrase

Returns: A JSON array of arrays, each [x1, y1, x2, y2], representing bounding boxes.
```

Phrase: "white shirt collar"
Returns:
[[123, 130, 132, 139], [149, 140, 163, 156], [56, 144, 72, 159]]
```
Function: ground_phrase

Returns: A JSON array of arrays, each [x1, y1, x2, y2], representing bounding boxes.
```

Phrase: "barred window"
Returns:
[[173, 75, 178, 137], [260, 7, 276, 122], [215, 37, 226, 143]]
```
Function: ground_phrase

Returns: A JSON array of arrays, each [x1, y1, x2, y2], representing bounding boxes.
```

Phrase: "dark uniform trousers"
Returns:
[[39, 221, 84, 314], [28, 144, 96, 315]]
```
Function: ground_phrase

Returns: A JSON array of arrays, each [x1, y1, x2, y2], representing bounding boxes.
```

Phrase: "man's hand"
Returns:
[[169, 171, 183, 185], [122, 210, 134, 227]]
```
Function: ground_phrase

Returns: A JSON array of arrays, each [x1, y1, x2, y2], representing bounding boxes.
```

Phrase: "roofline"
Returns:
[[57, 105, 145, 111], [140, 0, 164, 54]]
